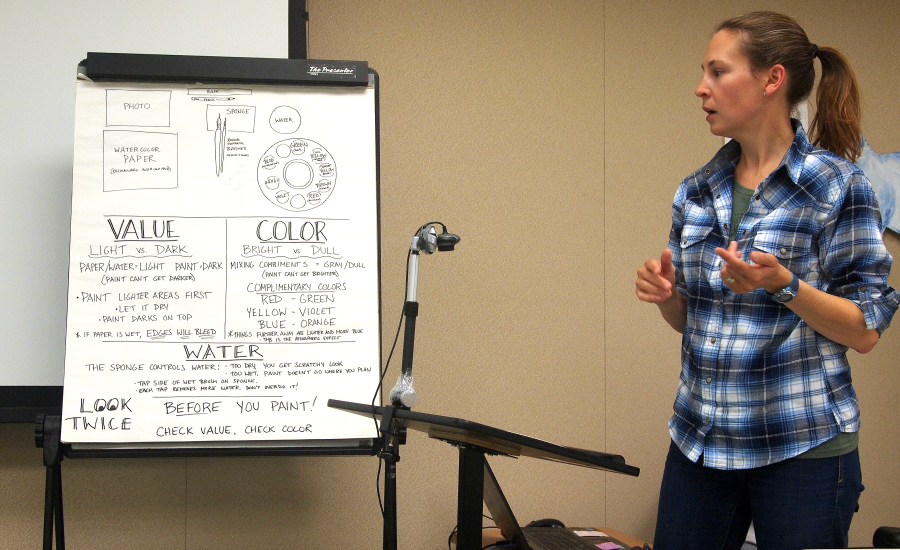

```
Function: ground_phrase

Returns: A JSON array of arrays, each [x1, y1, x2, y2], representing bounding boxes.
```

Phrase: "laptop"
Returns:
[[482, 460, 633, 550]]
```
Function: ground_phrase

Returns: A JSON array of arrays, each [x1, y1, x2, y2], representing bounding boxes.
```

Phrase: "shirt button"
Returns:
[[710, 337, 717, 344], [861, 285, 868, 292], [705, 417, 711, 423], [706, 377, 712, 383], [780, 247, 787, 256], [715, 300, 721, 306], [704, 168, 711, 175]]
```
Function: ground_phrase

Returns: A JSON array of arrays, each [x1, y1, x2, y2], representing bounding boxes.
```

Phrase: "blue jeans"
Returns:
[[653, 441, 863, 550]]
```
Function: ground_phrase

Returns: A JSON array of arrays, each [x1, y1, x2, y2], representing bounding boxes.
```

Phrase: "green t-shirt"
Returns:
[[730, 181, 755, 241], [798, 431, 859, 459]]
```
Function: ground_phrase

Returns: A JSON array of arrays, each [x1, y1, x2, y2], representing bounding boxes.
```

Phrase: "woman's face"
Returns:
[[695, 29, 768, 139]]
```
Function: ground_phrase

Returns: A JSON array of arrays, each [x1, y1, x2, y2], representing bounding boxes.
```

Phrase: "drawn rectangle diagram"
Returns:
[[103, 130, 178, 191], [106, 89, 172, 127]]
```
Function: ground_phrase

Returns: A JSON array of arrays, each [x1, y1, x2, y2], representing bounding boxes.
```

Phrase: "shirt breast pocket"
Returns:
[[678, 205, 715, 284], [752, 230, 813, 276]]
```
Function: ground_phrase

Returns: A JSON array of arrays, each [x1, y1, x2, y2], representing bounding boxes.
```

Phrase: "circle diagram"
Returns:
[[269, 106, 302, 134], [257, 138, 336, 211]]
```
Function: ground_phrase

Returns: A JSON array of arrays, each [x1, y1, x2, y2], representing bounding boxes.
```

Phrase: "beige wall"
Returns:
[[2, 1, 898, 548]]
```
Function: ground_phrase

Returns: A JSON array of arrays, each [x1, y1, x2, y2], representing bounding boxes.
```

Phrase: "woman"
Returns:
[[635, 12, 898, 550]]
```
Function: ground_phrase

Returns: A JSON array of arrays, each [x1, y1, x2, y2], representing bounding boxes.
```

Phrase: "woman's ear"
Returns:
[[763, 64, 787, 96]]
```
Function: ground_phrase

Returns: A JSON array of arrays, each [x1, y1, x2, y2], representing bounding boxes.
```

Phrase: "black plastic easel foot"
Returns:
[[35, 414, 65, 550]]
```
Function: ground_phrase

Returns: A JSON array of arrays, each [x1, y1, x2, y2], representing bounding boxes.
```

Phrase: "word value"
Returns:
[[107, 218, 178, 240]]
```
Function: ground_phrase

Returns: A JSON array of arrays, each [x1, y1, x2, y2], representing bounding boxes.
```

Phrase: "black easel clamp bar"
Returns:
[[82, 52, 369, 86]]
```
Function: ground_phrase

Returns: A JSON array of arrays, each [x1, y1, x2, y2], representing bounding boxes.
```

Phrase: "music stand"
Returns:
[[328, 399, 640, 550]]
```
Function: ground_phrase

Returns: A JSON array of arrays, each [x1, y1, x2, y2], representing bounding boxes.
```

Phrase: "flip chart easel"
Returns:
[[36, 48, 381, 550], [60, 52, 380, 451]]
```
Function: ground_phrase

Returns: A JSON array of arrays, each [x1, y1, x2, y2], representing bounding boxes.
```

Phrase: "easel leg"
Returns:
[[43, 462, 54, 549], [37, 415, 65, 550]]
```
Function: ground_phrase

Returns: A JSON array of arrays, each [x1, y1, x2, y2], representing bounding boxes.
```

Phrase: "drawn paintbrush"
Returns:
[[219, 118, 226, 175], [214, 114, 222, 176]]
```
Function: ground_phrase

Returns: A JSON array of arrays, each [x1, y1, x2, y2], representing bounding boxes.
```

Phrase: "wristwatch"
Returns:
[[770, 273, 800, 303]]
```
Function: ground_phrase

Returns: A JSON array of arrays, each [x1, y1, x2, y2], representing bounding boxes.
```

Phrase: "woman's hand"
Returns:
[[636, 248, 677, 303], [715, 241, 879, 353], [715, 241, 792, 294], [637, 248, 687, 332]]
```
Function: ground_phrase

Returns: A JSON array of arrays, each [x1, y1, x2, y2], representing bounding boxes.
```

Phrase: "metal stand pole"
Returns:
[[381, 222, 459, 549]]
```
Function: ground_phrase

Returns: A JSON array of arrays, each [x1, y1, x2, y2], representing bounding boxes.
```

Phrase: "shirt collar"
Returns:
[[704, 119, 811, 188], [783, 119, 815, 185]]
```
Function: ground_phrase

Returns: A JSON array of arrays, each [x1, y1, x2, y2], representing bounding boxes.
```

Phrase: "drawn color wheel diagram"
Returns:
[[257, 138, 336, 211]]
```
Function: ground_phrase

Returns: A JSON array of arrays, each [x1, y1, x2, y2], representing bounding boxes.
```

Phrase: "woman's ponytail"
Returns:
[[810, 47, 862, 162]]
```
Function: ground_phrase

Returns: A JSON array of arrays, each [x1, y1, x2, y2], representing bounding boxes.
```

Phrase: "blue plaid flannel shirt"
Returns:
[[668, 122, 899, 470]]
